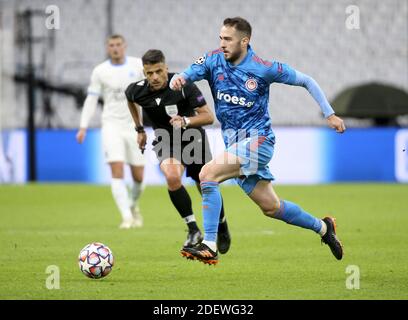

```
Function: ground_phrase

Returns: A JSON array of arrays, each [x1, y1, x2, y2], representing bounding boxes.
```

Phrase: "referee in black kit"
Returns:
[[125, 49, 231, 254]]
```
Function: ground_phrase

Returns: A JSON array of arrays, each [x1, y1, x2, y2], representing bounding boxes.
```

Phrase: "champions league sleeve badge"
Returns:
[[194, 56, 206, 65]]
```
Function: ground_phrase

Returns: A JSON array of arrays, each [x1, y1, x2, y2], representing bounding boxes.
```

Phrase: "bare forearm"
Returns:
[[170, 110, 214, 129], [127, 101, 143, 127], [186, 112, 214, 127], [186, 104, 214, 127]]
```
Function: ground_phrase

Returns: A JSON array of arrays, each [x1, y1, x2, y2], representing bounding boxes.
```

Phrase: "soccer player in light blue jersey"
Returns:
[[171, 17, 346, 265]]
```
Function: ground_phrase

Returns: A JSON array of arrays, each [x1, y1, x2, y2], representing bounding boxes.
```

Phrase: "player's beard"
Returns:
[[224, 48, 242, 64]]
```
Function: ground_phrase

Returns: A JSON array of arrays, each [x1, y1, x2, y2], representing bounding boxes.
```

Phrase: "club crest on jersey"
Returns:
[[245, 78, 258, 91], [165, 104, 178, 117], [195, 56, 206, 65]]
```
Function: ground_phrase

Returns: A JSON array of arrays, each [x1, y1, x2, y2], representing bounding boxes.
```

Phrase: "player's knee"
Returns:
[[262, 200, 281, 218], [198, 168, 206, 182], [131, 167, 144, 183], [109, 162, 125, 178], [111, 167, 124, 179], [165, 173, 182, 191], [199, 164, 217, 182]]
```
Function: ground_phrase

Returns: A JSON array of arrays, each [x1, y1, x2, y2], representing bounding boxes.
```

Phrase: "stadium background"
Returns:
[[0, 0, 407, 185], [1, 0, 408, 302]]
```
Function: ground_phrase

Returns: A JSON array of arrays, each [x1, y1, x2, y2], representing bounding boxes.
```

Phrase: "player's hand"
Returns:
[[169, 115, 184, 129], [169, 74, 186, 91], [327, 114, 346, 133], [137, 132, 147, 154], [76, 128, 87, 143]]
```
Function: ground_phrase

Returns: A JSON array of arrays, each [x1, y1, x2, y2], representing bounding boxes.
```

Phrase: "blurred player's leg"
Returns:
[[160, 158, 203, 248], [126, 130, 145, 227], [110, 162, 134, 229], [130, 165, 144, 228], [103, 125, 136, 229]]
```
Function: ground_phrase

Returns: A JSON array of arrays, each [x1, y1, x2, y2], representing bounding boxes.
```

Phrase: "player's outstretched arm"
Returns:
[[291, 71, 335, 118], [169, 73, 187, 91], [170, 53, 210, 91], [288, 70, 345, 133]]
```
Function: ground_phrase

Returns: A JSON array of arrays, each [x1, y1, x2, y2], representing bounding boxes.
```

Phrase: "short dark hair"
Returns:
[[142, 49, 166, 65], [223, 17, 252, 38]]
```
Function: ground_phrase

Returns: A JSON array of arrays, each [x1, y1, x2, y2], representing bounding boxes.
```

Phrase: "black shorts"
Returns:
[[152, 128, 212, 182]]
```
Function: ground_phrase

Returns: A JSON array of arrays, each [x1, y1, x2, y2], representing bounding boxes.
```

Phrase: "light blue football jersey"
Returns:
[[182, 45, 296, 146]]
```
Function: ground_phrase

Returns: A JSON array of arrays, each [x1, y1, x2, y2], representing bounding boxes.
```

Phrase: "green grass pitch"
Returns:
[[1, 183, 407, 300]]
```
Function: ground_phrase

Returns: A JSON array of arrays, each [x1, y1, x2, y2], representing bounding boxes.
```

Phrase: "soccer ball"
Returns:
[[78, 242, 114, 279]]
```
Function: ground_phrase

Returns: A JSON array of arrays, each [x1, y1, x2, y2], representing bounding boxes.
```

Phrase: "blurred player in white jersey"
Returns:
[[76, 34, 145, 229]]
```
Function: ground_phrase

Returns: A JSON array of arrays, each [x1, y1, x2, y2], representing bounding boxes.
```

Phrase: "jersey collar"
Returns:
[[109, 56, 128, 66]]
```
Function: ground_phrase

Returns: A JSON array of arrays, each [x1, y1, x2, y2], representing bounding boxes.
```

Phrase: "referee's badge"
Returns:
[[245, 78, 258, 91], [165, 104, 178, 117]]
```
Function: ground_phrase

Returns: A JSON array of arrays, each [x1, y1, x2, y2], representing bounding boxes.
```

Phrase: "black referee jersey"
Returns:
[[125, 72, 207, 134]]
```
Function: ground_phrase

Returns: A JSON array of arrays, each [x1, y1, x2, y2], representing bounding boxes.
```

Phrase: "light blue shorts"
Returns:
[[226, 135, 275, 194]]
